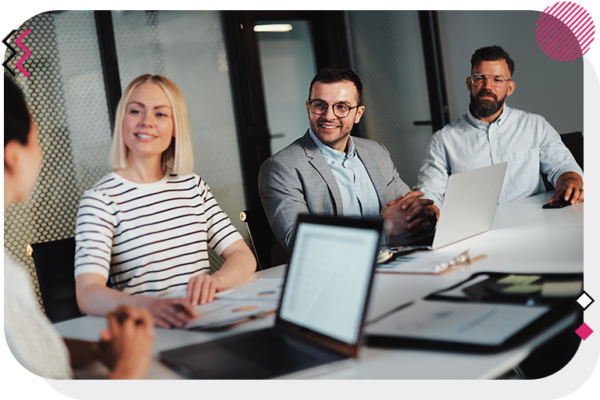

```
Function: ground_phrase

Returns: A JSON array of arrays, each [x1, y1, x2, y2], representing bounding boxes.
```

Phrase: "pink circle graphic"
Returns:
[[537, 2, 595, 61]]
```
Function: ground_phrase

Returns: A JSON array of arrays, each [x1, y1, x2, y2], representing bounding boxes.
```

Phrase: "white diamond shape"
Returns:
[[576, 292, 593, 309]]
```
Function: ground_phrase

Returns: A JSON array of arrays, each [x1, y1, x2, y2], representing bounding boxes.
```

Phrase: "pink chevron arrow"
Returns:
[[14, 30, 31, 77]]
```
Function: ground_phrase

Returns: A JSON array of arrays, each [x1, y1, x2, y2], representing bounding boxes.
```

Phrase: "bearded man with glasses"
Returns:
[[416, 46, 583, 215], [259, 66, 435, 255]]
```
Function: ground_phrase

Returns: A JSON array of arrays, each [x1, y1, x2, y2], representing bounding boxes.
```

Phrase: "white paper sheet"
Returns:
[[158, 279, 281, 329], [215, 278, 284, 302], [185, 300, 277, 329]]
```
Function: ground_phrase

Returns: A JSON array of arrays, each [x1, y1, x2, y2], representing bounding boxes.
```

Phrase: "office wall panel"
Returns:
[[346, 11, 433, 188], [438, 11, 583, 134]]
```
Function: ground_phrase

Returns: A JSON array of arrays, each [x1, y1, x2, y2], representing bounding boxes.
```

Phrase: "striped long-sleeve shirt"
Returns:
[[74, 172, 242, 297]]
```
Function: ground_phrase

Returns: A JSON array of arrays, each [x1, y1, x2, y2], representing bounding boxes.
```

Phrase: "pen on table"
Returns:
[[173, 304, 185, 312], [173, 303, 198, 319], [470, 254, 488, 264], [115, 309, 144, 326]]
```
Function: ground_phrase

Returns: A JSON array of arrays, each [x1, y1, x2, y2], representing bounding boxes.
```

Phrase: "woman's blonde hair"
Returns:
[[109, 74, 194, 175]]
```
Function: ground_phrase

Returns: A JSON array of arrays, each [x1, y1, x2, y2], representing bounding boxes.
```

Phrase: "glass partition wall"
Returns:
[[4, 11, 248, 309]]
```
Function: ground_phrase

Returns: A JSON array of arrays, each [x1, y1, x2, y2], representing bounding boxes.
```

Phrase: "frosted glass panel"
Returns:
[[346, 11, 432, 188], [4, 11, 112, 308], [112, 11, 248, 269]]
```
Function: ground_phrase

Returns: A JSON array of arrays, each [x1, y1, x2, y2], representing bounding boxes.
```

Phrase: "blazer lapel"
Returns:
[[301, 131, 344, 215], [355, 140, 386, 209]]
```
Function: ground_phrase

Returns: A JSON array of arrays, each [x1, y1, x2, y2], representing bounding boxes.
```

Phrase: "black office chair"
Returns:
[[27, 237, 84, 323], [542, 131, 583, 192], [240, 210, 288, 270]]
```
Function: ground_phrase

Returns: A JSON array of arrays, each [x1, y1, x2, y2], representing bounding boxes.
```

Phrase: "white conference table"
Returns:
[[55, 191, 583, 379]]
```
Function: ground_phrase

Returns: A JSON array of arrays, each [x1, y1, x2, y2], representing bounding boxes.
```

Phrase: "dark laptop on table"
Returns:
[[384, 162, 508, 255], [159, 215, 383, 379]]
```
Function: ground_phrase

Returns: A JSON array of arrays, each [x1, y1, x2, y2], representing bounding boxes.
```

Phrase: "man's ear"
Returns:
[[306, 101, 311, 118], [466, 76, 472, 92], [506, 80, 516, 97], [354, 105, 366, 124]]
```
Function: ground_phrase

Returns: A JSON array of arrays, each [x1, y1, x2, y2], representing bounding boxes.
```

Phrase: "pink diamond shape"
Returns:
[[575, 323, 594, 340]]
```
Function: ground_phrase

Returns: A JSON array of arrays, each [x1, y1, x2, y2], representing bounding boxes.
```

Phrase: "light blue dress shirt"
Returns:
[[309, 128, 380, 218], [416, 105, 583, 208]]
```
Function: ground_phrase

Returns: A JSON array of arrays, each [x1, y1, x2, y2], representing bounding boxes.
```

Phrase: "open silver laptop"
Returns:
[[386, 162, 508, 253], [159, 215, 382, 379]]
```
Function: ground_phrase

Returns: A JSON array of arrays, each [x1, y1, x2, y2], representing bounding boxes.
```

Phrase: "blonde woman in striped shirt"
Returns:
[[75, 75, 256, 329]]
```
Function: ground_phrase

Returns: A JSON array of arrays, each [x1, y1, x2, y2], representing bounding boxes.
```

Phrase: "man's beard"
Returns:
[[469, 89, 505, 119]]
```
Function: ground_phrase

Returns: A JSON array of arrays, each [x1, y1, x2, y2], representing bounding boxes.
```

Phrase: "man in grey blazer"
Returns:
[[259, 66, 435, 253]]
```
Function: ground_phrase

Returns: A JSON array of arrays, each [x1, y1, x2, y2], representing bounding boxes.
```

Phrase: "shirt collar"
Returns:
[[308, 127, 355, 160], [467, 104, 511, 128]]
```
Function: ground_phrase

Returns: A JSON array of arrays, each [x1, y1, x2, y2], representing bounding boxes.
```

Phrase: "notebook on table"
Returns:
[[365, 271, 582, 352], [159, 215, 382, 379], [385, 162, 508, 253]]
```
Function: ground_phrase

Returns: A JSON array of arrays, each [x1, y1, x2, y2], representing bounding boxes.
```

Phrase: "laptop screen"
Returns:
[[279, 221, 380, 344]]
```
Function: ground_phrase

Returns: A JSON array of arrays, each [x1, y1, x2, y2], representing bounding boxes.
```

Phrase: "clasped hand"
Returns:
[[380, 191, 435, 237], [96, 305, 154, 379]]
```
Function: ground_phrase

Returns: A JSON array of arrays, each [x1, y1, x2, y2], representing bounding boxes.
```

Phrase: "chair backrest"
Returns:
[[560, 132, 583, 170], [542, 131, 583, 192], [28, 237, 83, 323], [240, 210, 288, 270]]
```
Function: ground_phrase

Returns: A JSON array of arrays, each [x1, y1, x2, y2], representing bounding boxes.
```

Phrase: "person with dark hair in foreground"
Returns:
[[259, 66, 435, 254], [416, 46, 583, 215], [4, 75, 154, 379]]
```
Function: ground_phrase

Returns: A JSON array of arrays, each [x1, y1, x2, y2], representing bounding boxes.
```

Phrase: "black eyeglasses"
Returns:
[[308, 99, 361, 118]]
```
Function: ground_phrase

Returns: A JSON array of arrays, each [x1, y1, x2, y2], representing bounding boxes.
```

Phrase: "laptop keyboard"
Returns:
[[218, 328, 334, 370], [160, 327, 346, 379], [387, 230, 434, 247]]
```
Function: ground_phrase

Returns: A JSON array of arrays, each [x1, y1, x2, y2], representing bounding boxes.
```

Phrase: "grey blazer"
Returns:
[[258, 131, 410, 252]]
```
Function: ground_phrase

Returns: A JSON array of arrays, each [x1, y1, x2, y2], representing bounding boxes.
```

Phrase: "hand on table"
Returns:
[[97, 305, 154, 379], [550, 176, 584, 205], [187, 273, 225, 306], [139, 297, 198, 329], [381, 191, 434, 236]]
